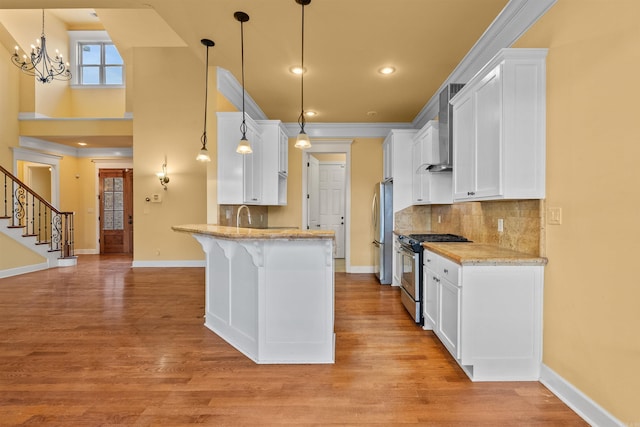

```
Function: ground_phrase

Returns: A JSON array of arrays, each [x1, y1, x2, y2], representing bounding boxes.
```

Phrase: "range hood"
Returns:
[[422, 83, 465, 173]]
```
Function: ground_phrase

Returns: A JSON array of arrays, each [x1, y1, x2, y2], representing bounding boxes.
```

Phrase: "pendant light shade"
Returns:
[[196, 38, 215, 162], [235, 11, 252, 155], [295, 0, 312, 150]]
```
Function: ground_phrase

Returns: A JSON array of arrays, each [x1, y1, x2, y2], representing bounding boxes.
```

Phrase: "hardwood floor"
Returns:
[[0, 255, 586, 426]]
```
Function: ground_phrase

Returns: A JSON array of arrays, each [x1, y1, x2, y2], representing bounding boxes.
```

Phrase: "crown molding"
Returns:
[[216, 67, 267, 120], [412, 0, 557, 128], [282, 122, 413, 139], [19, 137, 132, 158]]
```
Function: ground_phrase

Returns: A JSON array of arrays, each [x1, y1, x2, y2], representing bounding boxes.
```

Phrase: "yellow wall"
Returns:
[[131, 47, 207, 261], [0, 233, 45, 270], [515, 0, 640, 422], [69, 88, 126, 118], [269, 137, 383, 267]]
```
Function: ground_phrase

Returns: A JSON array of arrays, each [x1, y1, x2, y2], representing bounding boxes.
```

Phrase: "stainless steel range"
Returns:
[[397, 233, 470, 324]]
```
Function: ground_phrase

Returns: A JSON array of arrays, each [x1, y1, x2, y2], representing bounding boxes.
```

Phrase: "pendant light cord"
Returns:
[[240, 19, 248, 138], [298, 3, 306, 131], [201, 45, 210, 149]]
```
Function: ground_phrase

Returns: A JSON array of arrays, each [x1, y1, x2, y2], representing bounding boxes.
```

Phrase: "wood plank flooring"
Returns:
[[0, 255, 587, 426]]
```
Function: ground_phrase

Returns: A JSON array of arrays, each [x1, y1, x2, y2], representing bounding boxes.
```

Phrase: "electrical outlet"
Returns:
[[151, 193, 162, 203], [497, 218, 504, 232], [438, 215, 442, 224], [548, 207, 562, 225]]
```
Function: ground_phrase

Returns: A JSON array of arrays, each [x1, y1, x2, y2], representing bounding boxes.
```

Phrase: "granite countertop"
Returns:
[[172, 224, 334, 240], [422, 242, 548, 266]]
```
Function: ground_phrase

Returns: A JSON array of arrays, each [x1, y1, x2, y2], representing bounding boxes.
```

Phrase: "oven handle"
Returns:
[[399, 245, 417, 258]]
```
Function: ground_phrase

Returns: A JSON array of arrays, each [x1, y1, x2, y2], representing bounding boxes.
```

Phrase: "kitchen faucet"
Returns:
[[236, 204, 252, 228]]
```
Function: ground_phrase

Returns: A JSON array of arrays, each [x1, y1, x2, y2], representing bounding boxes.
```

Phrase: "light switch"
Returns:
[[151, 193, 162, 203], [548, 207, 562, 225]]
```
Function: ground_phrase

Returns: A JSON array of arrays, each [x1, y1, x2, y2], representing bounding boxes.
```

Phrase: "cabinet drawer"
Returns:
[[424, 250, 460, 285]]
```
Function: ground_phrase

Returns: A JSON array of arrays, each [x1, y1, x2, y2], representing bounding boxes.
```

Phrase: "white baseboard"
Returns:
[[131, 260, 206, 268], [540, 364, 625, 427], [0, 262, 49, 279], [347, 266, 375, 274], [74, 249, 99, 255]]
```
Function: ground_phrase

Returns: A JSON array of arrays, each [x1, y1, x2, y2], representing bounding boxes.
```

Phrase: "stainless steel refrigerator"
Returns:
[[372, 181, 393, 284]]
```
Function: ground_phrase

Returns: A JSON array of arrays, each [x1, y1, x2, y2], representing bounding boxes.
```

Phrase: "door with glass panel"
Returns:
[[99, 169, 133, 254]]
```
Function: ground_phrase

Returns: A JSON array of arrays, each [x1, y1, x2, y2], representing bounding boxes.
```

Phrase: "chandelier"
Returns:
[[11, 10, 72, 84]]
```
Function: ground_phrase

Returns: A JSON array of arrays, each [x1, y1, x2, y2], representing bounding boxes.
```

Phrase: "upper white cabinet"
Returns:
[[382, 129, 417, 213], [218, 113, 288, 206], [451, 48, 547, 202], [257, 119, 288, 205], [411, 121, 452, 205]]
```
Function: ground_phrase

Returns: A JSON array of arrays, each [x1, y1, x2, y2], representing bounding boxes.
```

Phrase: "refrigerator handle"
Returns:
[[371, 192, 378, 229]]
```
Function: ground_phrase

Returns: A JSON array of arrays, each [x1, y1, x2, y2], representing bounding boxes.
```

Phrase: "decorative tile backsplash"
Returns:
[[218, 205, 269, 228], [395, 200, 544, 256]]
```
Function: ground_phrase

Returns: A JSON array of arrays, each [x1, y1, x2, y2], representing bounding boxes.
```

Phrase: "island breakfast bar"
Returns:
[[172, 224, 335, 364]]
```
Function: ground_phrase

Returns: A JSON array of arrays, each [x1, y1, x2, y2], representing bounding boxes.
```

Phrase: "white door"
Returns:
[[307, 155, 320, 229], [318, 163, 345, 258]]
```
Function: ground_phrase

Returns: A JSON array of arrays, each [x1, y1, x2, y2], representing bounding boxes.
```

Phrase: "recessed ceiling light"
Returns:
[[304, 111, 317, 117], [378, 66, 396, 75], [77, 142, 87, 146], [290, 66, 306, 75]]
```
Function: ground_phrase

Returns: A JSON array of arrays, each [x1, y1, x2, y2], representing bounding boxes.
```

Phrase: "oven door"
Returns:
[[399, 245, 421, 323]]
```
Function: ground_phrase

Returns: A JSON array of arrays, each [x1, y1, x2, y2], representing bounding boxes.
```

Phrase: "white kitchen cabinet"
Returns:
[[256, 119, 288, 205], [451, 48, 547, 202], [411, 121, 452, 205], [423, 248, 544, 381], [393, 235, 402, 287], [218, 113, 288, 206], [383, 129, 417, 214]]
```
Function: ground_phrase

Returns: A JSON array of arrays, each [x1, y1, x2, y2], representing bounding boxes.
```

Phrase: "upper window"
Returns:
[[69, 31, 124, 88], [78, 42, 123, 85]]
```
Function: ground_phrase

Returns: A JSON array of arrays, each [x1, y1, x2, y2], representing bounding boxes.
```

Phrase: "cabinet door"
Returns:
[[243, 126, 262, 204], [423, 267, 438, 330], [412, 138, 425, 204], [383, 139, 392, 181], [474, 66, 502, 199], [278, 127, 288, 175], [452, 94, 476, 200], [437, 278, 461, 359]]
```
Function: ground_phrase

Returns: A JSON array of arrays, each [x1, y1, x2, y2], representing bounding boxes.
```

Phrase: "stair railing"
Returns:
[[0, 164, 74, 258]]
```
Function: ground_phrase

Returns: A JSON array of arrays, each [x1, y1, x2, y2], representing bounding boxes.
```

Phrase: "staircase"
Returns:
[[1, 164, 76, 276]]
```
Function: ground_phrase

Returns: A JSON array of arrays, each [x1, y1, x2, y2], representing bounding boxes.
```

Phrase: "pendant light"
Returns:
[[294, 0, 312, 150], [196, 38, 215, 162], [235, 11, 252, 155], [11, 10, 71, 83]]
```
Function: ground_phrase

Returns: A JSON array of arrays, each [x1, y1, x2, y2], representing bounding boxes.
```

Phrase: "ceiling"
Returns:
[[1, 0, 511, 148]]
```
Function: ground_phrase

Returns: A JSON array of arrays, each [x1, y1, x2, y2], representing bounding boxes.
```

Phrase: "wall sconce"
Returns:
[[157, 163, 169, 190]]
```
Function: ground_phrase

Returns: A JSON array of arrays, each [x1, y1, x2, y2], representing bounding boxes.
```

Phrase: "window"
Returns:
[[68, 31, 124, 87], [78, 42, 123, 85]]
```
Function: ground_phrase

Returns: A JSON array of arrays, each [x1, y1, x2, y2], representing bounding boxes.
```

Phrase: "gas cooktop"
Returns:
[[399, 233, 470, 252]]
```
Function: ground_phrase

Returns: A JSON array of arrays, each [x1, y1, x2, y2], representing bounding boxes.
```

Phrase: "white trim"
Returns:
[[131, 260, 206, 268], [74, 249, 100, 255], [283, 122, 413, 139], [19, 136, 132, 158], [412, 0, 557, 128], [93, 159, 134, 254], [539, 364, 625, 427], [302, 139, 353, 272], [216, 67, 267, 120], [0, 262, 49, 279], [348, 266, 375, 274], [11, 146, 61, 207]]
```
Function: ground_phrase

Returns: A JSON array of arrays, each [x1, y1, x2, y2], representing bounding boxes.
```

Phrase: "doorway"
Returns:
[[301, 139, 352, 271], [99, 168, 133, 254]]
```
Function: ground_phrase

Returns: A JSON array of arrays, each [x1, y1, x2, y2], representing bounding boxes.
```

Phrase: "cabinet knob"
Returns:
[[444, 268, 449, 274], [467, 191, 475, 196]]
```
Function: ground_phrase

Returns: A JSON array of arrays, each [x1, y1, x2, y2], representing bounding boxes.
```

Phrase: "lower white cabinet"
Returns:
[[392, 236, 402, 286], [423, 249, 544, 381]]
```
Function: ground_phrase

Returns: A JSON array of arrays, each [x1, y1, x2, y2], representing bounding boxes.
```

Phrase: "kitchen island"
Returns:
[[172, 224, 335, 364]]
